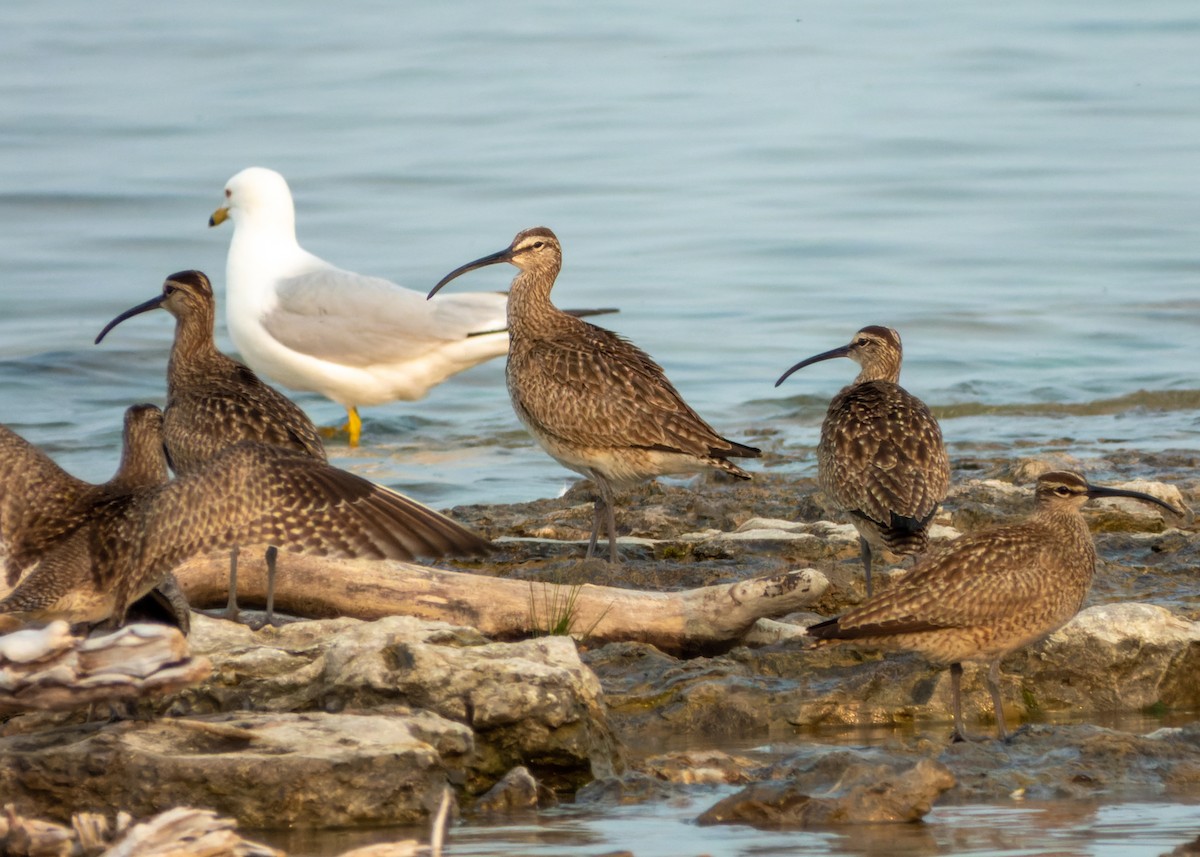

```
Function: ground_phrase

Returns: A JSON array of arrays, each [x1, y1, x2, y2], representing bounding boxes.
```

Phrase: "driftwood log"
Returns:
[[172, 554, 828, 653]]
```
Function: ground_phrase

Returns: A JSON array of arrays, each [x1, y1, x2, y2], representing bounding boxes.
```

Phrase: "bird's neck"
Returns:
[[854, 362, 901, 385], [1033, 505, 1098, 568], [167, 313, 224, 385], [109, 449, 168, 492], [507, 269, 565, 336]]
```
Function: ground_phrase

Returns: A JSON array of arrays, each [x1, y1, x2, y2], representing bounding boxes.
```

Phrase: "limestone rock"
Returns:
[[696, 758, 954, 827], [1020, 603, 1200, 713], [588, 601, 1200, 740], [472, 765, 543, 813], [0, 711, 468, 827], [178, 614, 621, 793]]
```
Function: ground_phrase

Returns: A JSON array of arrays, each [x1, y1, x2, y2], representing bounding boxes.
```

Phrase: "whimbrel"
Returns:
[[96, 270, 325, 622], [210, 167, 614, 446], [806, 470, 1182, 741], [0, 407, 491, 628], [776, 326, 949, 596], [0, 404, 188, 631], [429, 226, 760, 562]]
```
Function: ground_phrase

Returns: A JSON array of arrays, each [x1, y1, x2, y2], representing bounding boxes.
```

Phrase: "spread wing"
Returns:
[[110, 443, 490, 612], [0, 425, 93, 584]]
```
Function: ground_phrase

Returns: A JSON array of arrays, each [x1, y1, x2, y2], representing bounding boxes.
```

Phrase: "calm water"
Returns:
[[2, 2, 1199, 851], [263, 799, 1200, 857], [1, 0, 1198, 508]]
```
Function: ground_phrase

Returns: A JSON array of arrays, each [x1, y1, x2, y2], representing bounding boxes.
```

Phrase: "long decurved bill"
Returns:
[[1086, 483, 1185, 517], [775, 343, 853, 388], [427, 246, 515, 300], [94, 294, 166, 344]]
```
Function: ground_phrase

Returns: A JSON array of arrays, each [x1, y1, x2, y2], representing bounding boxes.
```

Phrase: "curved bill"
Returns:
[[1086, 483, 1186, 517], [427, 247, 514, 300], [774, 343, 853, 388], [209, 206, 229, 228], [94, 294, 166, 344]]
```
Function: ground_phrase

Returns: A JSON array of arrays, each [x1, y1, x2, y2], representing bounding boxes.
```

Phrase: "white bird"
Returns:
[[208, 167, 515, 447]]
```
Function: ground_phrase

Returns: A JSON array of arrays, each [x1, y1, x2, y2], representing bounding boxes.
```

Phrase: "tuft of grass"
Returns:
[[528, 576, 613, 639]]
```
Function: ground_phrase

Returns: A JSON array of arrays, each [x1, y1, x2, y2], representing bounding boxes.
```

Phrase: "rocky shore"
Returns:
[[1, 448, 1198, 852]]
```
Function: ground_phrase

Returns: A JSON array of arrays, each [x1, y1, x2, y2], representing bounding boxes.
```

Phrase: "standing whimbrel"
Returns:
[[96, 270, 325, 623], [429, 226, 760, 562], [0, 407, 491, 628], [776, 326, 949, 596], [0, 404, 188, 630], [806, 470, 1182, 741], [210, 167, 614, 446]]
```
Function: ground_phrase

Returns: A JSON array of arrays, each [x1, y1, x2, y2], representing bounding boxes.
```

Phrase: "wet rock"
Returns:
[[472, 765, 544, 813], [587, 597, 1200, 743], [0, 711, 468, 827], [176, 614, 621, 793], [696, 758, 954, 828], [639, 749, 766, 784], [574, 771, 679, 806], [938, 723, 1200, 801]]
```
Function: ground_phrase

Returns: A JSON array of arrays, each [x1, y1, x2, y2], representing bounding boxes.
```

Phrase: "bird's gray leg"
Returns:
[[859, 536, 874, 597], [585, 498, 603, 559], [594, 478, 620, 564], [224, 545, 240, 622], [950, 662, 969, 743], [986, 659, 1009, 741], [264, 545, 278, 624]]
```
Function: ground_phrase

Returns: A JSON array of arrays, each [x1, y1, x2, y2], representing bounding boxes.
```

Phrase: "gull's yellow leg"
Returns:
[[317, 407, 362, 445]]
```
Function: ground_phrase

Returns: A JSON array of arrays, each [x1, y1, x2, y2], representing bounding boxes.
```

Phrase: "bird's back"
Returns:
[[165, 352, 326, 475], [507, 315, 758, 476], [818, 379, 948, 551]]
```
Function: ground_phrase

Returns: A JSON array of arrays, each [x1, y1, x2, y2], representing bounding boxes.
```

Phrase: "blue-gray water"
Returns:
[[2, 2, 1199, 852]]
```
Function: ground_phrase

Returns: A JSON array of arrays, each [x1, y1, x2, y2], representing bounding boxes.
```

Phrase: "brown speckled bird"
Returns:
[[776, 325, 949, 596], [806, 470, 1182, 741], [0, 404, 189, 630], [429, 227, 760, 562], [0, 405, 491, 628]]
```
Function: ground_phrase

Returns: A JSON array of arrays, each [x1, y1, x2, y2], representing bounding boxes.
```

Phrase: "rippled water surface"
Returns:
[[2, 0, 1198, 508], [3, 2, 1200, 852]]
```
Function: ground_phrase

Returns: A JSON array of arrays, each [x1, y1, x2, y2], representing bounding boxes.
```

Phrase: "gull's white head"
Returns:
[[209, 166, 296, 234]]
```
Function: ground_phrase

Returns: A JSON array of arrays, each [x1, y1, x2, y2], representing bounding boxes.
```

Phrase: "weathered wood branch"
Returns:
[[171, 554, 828, 652]]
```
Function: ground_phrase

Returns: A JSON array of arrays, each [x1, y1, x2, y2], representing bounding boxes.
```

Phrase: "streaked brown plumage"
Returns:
[[0, 405, 491, 627], [807, 470, 1182, 741], [776, 325, 949, 596], [429, 227, 760, 562], [96, 270, 325, 471], [96, 269, 327, 621], [95, 271, 489, 621], [2, 404, 167, 588], [0, 404, 188, 630]]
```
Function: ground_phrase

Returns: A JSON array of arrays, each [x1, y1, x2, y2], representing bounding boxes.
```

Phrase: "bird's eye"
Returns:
[[532, 241, 545, 249], [1055, 486, 1071, 495], [225, 188, 231, 199]]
